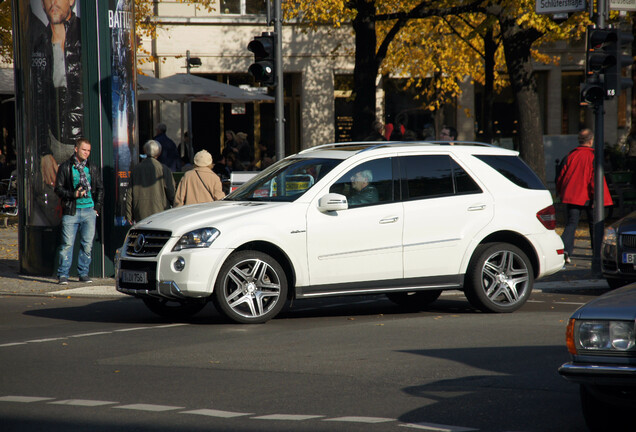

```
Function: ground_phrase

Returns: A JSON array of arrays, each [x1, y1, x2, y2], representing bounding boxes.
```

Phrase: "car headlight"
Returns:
[[603, 226, 617, 246], [567, 319, 636, 354], [172, 228, 220, 251]]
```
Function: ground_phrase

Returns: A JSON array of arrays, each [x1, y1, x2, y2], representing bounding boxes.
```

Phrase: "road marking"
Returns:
[[48, 286, 126, 297], [252, 414, 325, 421], [0, 396, 54, 403], [0, 395, 479, 431], [400, 422, 478, 431], [324, 416, 394, 423], [115, 403, 184, 412], [0, 324, 188, 349], [49, 399, 118, 407], [70, 332, 113, 338], [181, 408, 253, 418]]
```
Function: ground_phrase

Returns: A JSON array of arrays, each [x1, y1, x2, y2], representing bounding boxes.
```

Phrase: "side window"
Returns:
[[451, 159, 482, 194], [474, 155, 546, 190], [329, 158, 394, 208], [401, 155, 482, 200], [402, 155, 454, 199]]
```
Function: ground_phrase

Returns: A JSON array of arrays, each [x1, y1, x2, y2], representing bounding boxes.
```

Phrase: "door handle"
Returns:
[[380, 216, 399, 224], [468, 205, 486, 211]]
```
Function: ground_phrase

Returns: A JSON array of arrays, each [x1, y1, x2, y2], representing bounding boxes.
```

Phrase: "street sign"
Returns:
[[535, 0, 586, 14], [610, 0, 636, 11]]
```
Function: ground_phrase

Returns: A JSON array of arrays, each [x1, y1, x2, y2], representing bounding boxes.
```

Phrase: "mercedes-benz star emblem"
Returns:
[[134, 234, 146, 253]]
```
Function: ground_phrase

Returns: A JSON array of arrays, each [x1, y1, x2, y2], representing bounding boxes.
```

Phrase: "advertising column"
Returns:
[[12, 0, 136, 276], [109, 0, 135, 227]]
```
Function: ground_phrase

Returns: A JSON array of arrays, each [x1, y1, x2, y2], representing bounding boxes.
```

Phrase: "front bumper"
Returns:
[[116, 247, 231, 300], [559, 362, 636, 387]]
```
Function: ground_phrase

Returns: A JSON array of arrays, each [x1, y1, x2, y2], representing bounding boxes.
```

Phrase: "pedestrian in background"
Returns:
[[557, 128, 613, 264], [439, 125, 458, 143], [54, 137, 104, 285], [364, 120, 387, 141], [174, 150, 225, 206], [126, 140, 175, 224], [154, 123, 180, 172]]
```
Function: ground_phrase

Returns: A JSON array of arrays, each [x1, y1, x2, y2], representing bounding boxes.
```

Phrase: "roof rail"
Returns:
[[297, 140, 497, 155]]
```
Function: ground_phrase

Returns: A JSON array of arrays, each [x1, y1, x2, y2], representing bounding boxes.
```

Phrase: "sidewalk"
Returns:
[[0, 220, 610, 299]]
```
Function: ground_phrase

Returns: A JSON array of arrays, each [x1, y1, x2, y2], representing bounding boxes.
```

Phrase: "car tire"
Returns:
[[142, 298, 206, 320], [386, 290, 442, 309], [212, 250, 288, 324], [464, 242, 533, 313]]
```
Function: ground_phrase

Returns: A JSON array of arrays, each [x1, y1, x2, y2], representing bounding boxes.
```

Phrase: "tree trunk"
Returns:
[[499, 17, 546, 181], [482, 27, 496, 142], [352, 0, 379, 141]]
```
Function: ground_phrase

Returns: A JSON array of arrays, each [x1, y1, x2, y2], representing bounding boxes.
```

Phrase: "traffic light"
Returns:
[[582, 26, 615, 105], [248, 33, 275, 86], [604, 29, 633, 99]]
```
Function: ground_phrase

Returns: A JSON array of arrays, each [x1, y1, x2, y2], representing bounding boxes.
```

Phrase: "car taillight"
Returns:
[[536, 205, 556, 230]]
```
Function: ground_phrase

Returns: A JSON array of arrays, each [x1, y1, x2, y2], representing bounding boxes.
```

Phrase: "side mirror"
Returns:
[[317, 193, 348, 213]]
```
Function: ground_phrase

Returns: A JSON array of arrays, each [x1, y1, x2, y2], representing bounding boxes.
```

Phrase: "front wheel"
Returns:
[[464, 242, 533, 313], [212, 250, 288, 324], [142, 297, 206, 320]]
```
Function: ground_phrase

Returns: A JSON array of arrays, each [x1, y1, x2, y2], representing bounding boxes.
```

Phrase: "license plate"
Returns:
[[121, 270, 148, 284], [622, 253, 636, 264]]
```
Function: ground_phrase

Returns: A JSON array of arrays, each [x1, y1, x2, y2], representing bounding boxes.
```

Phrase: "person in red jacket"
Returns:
[[557, 128, 613, 264]]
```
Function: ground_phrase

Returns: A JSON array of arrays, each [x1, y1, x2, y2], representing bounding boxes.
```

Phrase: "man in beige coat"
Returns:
[[125, 140, 175, 223], [174, 150, 225, 206]]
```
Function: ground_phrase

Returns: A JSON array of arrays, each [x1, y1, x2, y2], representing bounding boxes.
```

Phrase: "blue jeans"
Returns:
[[561, 204, 593, 256], [57, 207, 96, 278]]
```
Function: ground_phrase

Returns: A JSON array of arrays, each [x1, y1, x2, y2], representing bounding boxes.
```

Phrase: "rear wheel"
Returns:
[[386, 290, 442, 310], [212, 250, 288, 324], [142, 298, 206, 320], [464, 242, 533, 313]]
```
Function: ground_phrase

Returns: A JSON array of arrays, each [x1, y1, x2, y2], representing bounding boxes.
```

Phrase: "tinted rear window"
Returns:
[[475, 155, 546, 190]]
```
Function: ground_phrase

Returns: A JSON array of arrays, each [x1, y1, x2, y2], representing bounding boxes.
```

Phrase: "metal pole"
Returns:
[[274, 0, 285, 161], [186, 51, 194, 163], [592, 101, 605, 273], [591, 0, 606, 274]]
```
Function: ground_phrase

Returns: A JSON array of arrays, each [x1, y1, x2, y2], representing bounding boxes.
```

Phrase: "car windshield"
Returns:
[[225, 157, 341, 202]]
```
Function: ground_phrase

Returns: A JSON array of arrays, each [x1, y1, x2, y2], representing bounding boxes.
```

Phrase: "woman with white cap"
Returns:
[[174, 150, 225, 206]]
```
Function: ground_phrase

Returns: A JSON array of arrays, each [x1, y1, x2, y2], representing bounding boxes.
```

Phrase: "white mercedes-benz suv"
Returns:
[[116, 141, 565, 323]]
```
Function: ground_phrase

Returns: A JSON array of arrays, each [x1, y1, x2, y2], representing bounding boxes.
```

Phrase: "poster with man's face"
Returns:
[[28, 0, 84, 226]]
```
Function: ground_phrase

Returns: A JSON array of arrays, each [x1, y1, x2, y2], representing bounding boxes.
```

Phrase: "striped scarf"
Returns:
[[72, 155, 91, 193]]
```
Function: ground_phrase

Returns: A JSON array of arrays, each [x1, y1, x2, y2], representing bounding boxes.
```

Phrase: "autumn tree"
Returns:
[[284, 0, 589, 180]]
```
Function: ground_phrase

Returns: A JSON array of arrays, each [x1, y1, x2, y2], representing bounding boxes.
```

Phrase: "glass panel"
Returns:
[[475, 155, 546, 190], [402, 155, 454, 200], [221, 0, 240, 14], [227, 157, 340, 202], [330, 158, 394, 207], [450, 159, 482, 194], [246, 0, 267, 15]]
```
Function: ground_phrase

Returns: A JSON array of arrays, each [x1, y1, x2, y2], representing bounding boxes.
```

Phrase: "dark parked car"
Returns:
[[602, 211, 636, 289], [558, 284, 636, 431]]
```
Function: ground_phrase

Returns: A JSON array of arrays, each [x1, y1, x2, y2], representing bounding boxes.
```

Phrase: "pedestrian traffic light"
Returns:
[[604, 29, 634, 99], [248, 33, 275, 86], [580, 82, 605, 106]]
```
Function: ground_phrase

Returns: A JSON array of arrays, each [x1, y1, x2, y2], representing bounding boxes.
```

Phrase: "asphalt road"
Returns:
[[0, 290, 596, 432]]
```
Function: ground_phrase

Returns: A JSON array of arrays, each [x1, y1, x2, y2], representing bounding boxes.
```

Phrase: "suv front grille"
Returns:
[[622, 234, 636, 249], [125, 230, 172, 257]]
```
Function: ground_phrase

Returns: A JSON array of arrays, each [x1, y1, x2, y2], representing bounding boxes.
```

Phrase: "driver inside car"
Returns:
[[348, 169, 378, 206]]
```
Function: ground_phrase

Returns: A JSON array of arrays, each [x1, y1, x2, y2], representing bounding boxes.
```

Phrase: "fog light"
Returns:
[[174, 257, 186, 272]]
